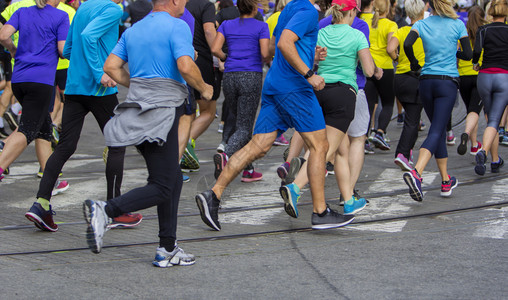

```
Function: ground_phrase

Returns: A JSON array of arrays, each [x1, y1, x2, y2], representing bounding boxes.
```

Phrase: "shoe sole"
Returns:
[[457, 133, 468, 155], [25, 212, 58, 232], [182, 148, 200, 169], [51, 182, 70, 196], [440, 180, 458, 197], [195, 194, 221, 231], [241, 175, 263, 182], [371, 137, 390, 151], [277, 165, 288, 180], [83, 200, 102, 254], [107, 216, 143, 229], [273, 141, 289, 146], [279, 186, 298, 218], [213, 154, 226, 180], [403, 173, 423, 202], [394, 157, 412, 171], [475, 153, 486, 175], [285, 157, 302, 185], [312, 216, 355, 230], [4, 112, 18, 131], [183, 177, 191, 183]]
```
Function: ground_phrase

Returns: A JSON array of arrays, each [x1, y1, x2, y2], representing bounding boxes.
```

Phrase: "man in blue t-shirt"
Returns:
[[83, 0, 213, 266], [195, 0, 355, 231]]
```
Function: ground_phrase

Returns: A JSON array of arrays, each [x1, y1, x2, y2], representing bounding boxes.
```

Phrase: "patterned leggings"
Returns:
[[222, 71, 262, 159]]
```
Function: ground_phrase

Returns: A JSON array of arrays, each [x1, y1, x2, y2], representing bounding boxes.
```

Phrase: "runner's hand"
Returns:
[[374, 67, 383, 80], [101, 73, 117, 88], [315, 46, 327, 62], [308, 74, 325, 91], [200, 84, 214, 101]]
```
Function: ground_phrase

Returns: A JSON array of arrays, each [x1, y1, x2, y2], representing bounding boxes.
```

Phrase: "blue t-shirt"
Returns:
[[318, 16, 369, 90], [263, 0, 318, 95], [413, 16, 467, 77], [7, 5, 69, 85], [180, 8, 195, 36], [217, 18, 269, 73], [112, 11, 194, 83]]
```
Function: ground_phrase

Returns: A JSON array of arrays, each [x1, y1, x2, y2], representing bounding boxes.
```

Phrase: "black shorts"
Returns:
[[12, 82, 53, 144], [0, 50, 12, 81], [184, 84, 197, 115], [315, 82, 357, 132], [459, 75, 483, 114], [394, 72, 420, 104], [193, 55, 214, 101], [55, 69, 68, 91]]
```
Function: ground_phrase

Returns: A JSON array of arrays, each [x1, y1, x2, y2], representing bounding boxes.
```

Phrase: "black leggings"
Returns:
[[394, 73, 423, 158], [12, 82, 53, 144], [365, 69, 395, 133], [459, 75, 483, 115], [37, 94, 126, 201], [106, 106, 183, 247]]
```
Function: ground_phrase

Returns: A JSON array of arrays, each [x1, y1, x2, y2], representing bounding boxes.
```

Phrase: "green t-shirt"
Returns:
[[317, 24, 369, 92]]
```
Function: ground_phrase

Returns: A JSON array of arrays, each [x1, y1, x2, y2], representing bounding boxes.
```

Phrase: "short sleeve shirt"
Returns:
[[263, 0, 319, 95], [7, 5, 69, 85], [412, 16, 467, 76], [369, 18, 398, 69], [217, 18, 269, 73], [185, 0, 216, 60], [317, 24, 368, 91], [112, 11, 194, 83]]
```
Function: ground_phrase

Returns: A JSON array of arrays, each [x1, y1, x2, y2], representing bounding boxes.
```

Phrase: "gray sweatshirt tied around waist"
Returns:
[[104, 77, 187, 147]]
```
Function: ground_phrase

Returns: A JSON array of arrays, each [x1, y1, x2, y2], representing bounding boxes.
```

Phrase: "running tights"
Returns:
[[477, 72, 508, 129], [365, 69, 395, 133], [37, 94, 126, 201], [419, 79, 457, 159]]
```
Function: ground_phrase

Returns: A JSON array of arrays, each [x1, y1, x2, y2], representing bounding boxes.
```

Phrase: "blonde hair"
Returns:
[[488, 0, 508, 18], [432, 0, 458, 19], [35, 0, 48, 8], [372, 0, 390, 28], [326, 4, 351, 23], [276, 0, 291, 11], [405, 0, 425, 20]]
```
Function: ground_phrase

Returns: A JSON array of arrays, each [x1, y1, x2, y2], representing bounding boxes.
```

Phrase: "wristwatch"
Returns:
[[304, 69, 314, 79]]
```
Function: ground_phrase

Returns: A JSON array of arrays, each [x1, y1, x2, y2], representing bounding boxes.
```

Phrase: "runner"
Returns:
[[85, 0, 213, 264], [387, 0, 426, 171], [472, 0, 508, 175], [196, 0, 355, 231], [211, 0, 270, 182], [25, 0, 142, 232], [402, 0, 472, 201]]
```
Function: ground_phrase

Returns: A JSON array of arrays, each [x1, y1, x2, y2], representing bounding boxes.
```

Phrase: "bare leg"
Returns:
[[285, 131, 305, 162], [0, 81, 13, 116], [413, 148, 432, 175], [436, 157, 449, 182], [348, 135, 366, 190], [334, 135, 352, 200], [212, 131, 278, 198], [35, 139, 52, 172], [0, 132, 28, 169], [482, 126, 499, 160], [190, 100, 216, 141], [464, 112, 480, 147], [178, 114, 195, 160]]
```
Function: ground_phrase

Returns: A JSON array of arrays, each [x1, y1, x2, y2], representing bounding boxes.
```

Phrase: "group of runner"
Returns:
[[0, 0, 506, 267]]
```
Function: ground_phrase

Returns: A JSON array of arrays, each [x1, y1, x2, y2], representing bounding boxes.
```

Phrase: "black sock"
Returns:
[[318, 208, 329, 217], [442, 180, 450, 185], [160, 237, 176, 252]]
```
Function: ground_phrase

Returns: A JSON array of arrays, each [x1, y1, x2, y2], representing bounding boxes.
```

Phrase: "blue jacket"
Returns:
[[63, 0, 122, 96]]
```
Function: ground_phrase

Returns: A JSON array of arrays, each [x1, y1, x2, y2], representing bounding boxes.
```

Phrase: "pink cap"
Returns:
[[331, 0, 361, 11]]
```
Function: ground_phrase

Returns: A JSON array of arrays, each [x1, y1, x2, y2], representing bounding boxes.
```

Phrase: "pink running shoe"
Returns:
[[241, 169, 263, 182], [213, 153, 228, 180], [470, 141, 482, 155], [277, 162, 290, 179], [51, 180, 69, 196], [273, 135, 289, 146], [394, 153, 412, 171]]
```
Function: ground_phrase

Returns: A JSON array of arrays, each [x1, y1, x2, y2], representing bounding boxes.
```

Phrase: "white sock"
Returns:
[[11, 102, 22, 115]]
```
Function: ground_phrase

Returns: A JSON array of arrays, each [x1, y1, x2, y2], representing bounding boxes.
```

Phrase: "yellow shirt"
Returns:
[[394, 26, 425, 74], [359, 12, 373, 30], [369, 18, 398, 69], [458, 40, 481, 76], [56, 2, 75, 70], [266, 11, 280, 38]]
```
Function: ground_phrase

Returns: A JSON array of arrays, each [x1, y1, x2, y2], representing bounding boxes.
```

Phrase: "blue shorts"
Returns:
[[253, 88, 326, 134]]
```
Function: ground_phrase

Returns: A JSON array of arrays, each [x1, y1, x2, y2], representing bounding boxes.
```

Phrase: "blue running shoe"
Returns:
[[344, 196, 367, 215], [403, 169, 423, 202], [279, 183, 300, 218], [183, 175, 190, 183], [475, 150, 487, 175]]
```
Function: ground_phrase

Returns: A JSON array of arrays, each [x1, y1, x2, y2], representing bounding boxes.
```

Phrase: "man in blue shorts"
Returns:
[[195, 0, 355, 231], [84, 0, 213, 265]]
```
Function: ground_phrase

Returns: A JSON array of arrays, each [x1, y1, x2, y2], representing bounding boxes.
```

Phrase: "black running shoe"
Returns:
[[3, 111, 18, 131], [285, 157, 305, 184], [0, 127, 8, 138], [475, 149, 487, 175], [371, 132, 390, 150], [195, 190, 221, 231], [311, 205, 355, 230], [457, 133, 468, 155], [491, 157, 504, 173], [326, 162, 334, 175]]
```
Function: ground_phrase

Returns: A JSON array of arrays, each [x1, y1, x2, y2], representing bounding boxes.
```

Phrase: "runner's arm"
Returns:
[[177, 55, 213, 101], [104, 53, 130, 87]]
